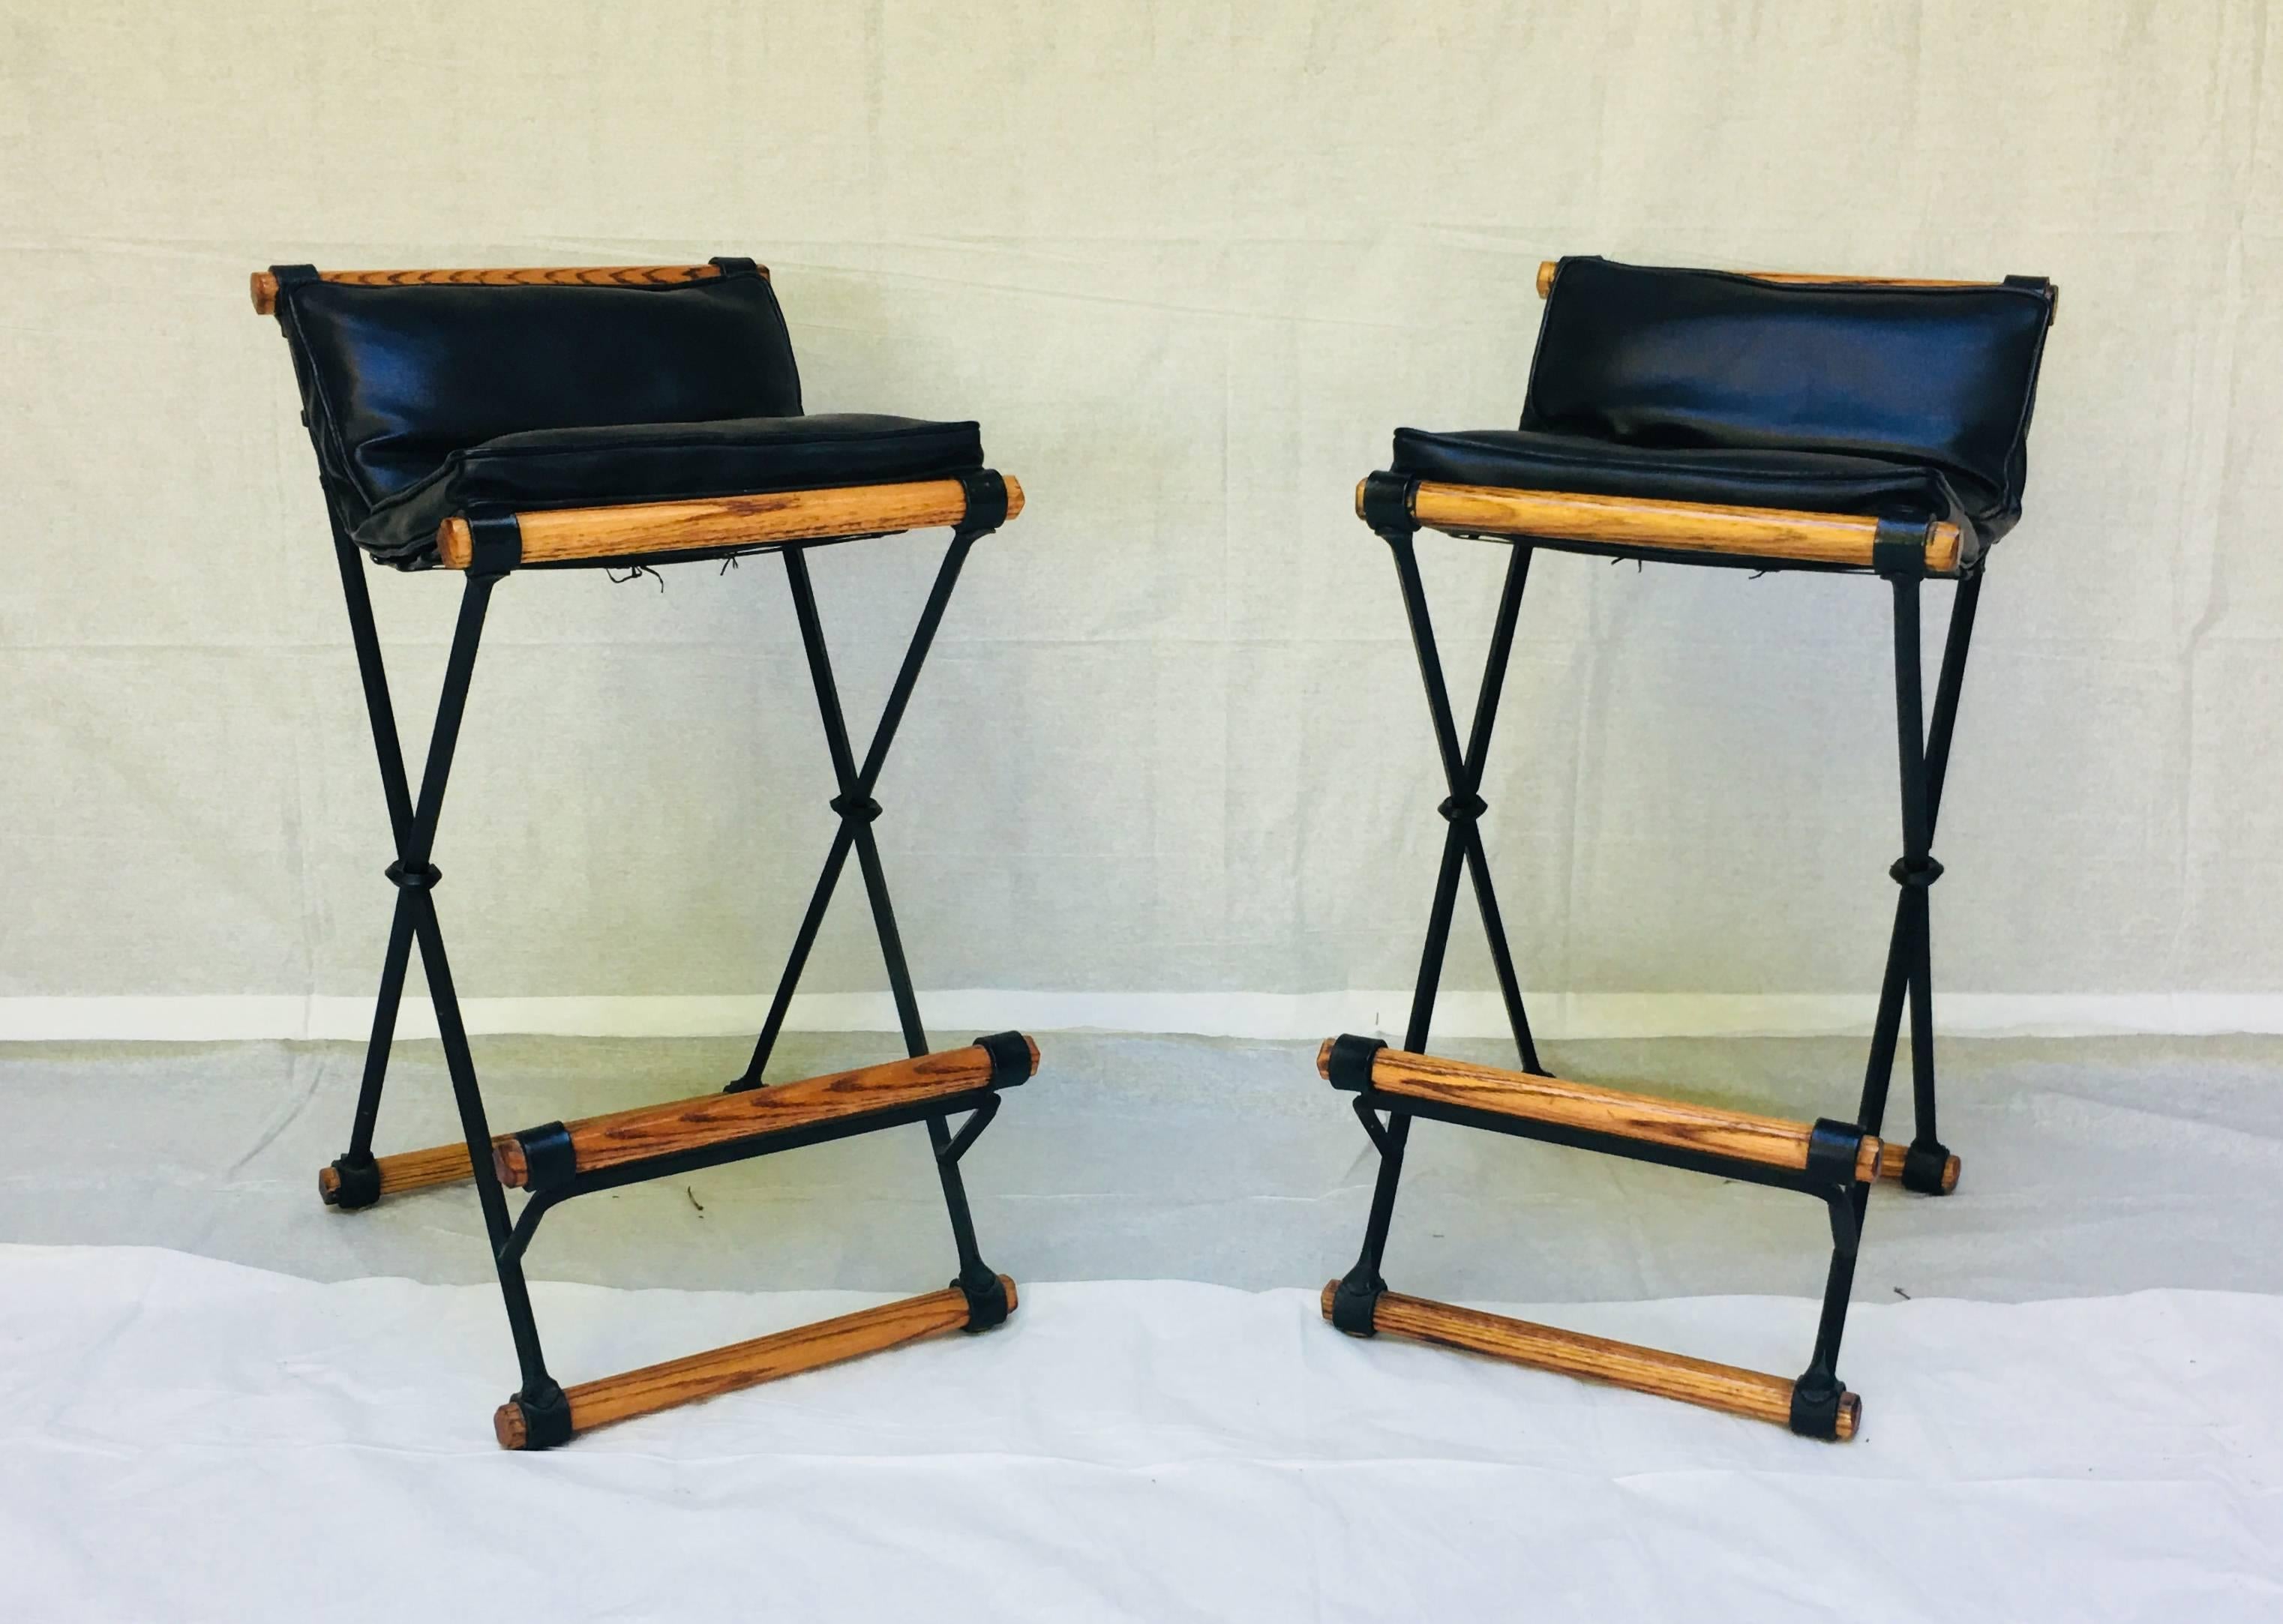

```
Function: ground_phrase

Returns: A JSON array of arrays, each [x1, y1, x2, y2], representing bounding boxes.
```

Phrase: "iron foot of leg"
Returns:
[[1901, 1139, 1959, 1196], [1330, 1265, 1384, 1336], [500, 1378, 574, 1451], [1787, 1365, 1854, 1440], [954, 1262, 1012, 1331], [321, 1152, 381, 1210]]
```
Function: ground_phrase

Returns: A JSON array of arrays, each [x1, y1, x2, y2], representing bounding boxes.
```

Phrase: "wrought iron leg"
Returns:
[[326, 562, 564, 1419], [1337, 531, 1541, 1329], [735, 539, 1005, 1315], [1855, 568, 1982, 1191], [731, 535, 980, 1089], [1796, 562, 1982, 1427]]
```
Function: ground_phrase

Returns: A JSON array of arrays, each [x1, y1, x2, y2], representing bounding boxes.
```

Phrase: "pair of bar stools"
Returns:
[[254, 253, 2056, 1448]]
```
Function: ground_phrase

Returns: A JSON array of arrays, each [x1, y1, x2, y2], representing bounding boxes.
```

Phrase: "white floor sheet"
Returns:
[[4, 1246, 2277, 1621]]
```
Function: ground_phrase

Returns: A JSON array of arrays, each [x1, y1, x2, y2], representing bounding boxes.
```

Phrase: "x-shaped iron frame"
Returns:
[[1328, 472, 1982, 1435], [316, 472, 1020, 1446]]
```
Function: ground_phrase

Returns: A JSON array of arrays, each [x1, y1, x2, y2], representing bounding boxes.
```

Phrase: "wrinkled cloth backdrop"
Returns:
[[3, 0, 2277, 1037]]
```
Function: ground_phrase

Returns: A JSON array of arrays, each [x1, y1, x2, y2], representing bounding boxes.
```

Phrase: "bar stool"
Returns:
[[254, 257, 1039, 1449], [1318, 255, 2058, 1437]]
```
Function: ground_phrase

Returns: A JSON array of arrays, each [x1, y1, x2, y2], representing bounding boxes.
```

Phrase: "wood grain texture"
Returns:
[[316, 1143, 474, 1204], [492, 1037, 1039, 1187], [436, 475, 1026, 568], [1322, 1043, 1882, 1184], [1369, 479, 1964, 574], [1534, 259, 2000, 300], [1323, 1283, 1858, 1440], [493, 1277, 1017, 1449], [1876, 1140, 1962, 1193], [250, 262, 752, 316]]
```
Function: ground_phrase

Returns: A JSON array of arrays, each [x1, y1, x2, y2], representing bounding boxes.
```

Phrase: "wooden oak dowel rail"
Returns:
[[1367, 479, 1964, 575], [436, 475, 1027, 569], [1320, 1041, 1883, 1185], [492, 1037, 1039, 1188], [1324, 1284, 1858, 1440], [1534, 259, 2000, 300], [494, 1277, 1016, 1449], [315, 1143, 473, 1204], [250, 262, 750, 316]]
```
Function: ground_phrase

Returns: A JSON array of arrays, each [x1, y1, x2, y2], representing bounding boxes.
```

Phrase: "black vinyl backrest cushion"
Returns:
[[272, 268, 802, 522], [1522, 257, 2055, 528]]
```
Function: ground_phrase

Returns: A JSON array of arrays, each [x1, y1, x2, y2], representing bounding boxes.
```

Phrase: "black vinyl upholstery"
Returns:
[[1390, 256, 2057, 565], [269, 263, 985, 568]]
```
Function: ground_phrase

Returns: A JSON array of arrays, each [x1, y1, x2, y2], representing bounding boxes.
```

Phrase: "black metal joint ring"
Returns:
[[830, 792, 884, 825], [514, 1122, 578, 1194], [1324, 1034, 1388, 1094], [1438, 792, 1488, 824], [512, 1380, 574, 1450], [384, 859, 442, 890], [1330, 1266, 1384, 1336], [1888, 854, 1945, 888], [973, 1030, 1034, 1089]]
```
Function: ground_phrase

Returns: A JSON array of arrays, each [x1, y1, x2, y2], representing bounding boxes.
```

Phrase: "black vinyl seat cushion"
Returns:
[[357, 412, 986, 565], [1391, 426, 1975, 539], [1385, 256, 2056, 569], [268, 262, 994, 568]]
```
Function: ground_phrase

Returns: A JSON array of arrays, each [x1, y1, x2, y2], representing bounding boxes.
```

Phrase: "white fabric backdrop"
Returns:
[[8, 1247, 2279, 1620], [3, 1, 2278, 1026]]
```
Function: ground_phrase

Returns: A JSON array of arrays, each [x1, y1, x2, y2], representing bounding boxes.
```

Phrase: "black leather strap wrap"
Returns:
[[1358, 471, 1418, 541], [1325, 1034, 1388, 1095], [514, 1122, 578, 1194], [1902, 1140, 1954, 1195], [954, 468, 1010, 536], [953, 1263, 1010, 1331], [1330, 1266, 1384, 1335], [513, 1380, 574, 1450], [268, 262, 320, 294], [1804, 1118, 1865, 1187], [974, 1031, 1034, 1089], [464, 508, 522, 577], [1870, 514, 1934, 578], [324, 1152, 380, 1210], [1788, 1368, 1845, 1439], [707, 256, 759, 277]]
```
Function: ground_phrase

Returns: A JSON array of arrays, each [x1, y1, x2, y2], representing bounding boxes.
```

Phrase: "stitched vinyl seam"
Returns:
[[362, 423, 981, 522], [1392, 433, 1976, 520]]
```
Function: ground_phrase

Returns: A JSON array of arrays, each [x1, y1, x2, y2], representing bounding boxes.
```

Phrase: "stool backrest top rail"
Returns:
[[250, 262, 762, 316]]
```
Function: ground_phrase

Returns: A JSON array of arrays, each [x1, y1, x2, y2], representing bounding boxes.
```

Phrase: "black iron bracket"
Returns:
[[512, 1378, 574, 1452], [463, 508, 523, 579], [1358, 471, 1418, 542], [953, 468, 1010, 538], [322, 1151, 381, 1211], [1870, 515, 1933, 580]]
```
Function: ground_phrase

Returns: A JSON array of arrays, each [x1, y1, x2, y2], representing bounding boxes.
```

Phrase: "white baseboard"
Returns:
[[2, 990, 2280, 1042]]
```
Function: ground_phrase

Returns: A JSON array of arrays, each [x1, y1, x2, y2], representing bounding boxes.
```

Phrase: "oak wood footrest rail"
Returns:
[[315, 1037, 1046, 1207], [1317, 1283, 1858, 1440], [1316, 1038, 1951, 1190], [494, 1036, 1038, 1191], [1320, 1035, 1881, 1440], [478, 1035, 1035, 1449], [495, 1275, 1020, 1450]]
